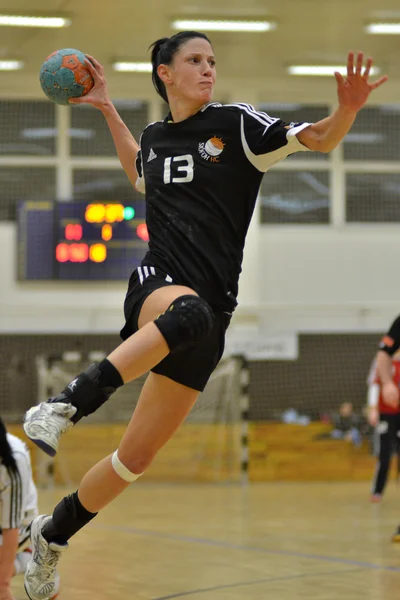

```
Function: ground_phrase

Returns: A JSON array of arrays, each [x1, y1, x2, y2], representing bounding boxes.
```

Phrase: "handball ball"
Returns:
[[40, 48, 94, 106]]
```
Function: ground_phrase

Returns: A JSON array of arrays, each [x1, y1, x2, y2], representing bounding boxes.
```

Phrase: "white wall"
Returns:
[[0, 223, 126, 333], [2, 217, 399, 336], [240, 224, 400, 333]]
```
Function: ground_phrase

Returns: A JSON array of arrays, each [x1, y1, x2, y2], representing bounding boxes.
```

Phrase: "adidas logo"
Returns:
[[68, 378, 78, 392], [147, 148, 157, 162]]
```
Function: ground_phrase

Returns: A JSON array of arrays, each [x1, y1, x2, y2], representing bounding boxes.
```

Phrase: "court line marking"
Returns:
[[151, 567, 364, 599], [93, 523, 400, 572]]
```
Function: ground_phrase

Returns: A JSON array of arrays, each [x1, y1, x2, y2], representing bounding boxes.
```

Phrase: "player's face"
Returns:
[[165, 38, 216, 105]]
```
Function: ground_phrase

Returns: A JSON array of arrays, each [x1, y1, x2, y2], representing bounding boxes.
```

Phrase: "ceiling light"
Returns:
[[0, 60, 24, 70], [112, 62, 152, 73], [366, 23, 400, 34], [288, 65, 380, 76], [0, 15, 70, 28], [171, 19, 276, 32]]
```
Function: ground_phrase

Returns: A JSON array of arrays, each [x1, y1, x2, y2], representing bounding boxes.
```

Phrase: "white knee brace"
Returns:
[[111, 450, 142, 483]]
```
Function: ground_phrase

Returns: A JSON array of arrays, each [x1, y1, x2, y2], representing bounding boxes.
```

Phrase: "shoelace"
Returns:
[[35, 544, 61, 581], [47, 404, 74, 431]]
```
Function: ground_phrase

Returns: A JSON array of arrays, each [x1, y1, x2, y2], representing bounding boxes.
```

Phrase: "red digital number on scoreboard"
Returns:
[[55, 203, 148, 264]]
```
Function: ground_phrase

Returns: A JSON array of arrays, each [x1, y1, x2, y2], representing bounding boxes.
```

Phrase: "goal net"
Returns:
[[34, 352, 243, 486], [0, 330, 383, 485]]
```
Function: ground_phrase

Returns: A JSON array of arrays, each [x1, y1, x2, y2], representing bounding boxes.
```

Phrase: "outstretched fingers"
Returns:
[[369, 74, 389, 90], [347, 51, 354, 77], [363, 56, 373, 79], [334, 71, 345, 85], [355, 51, 364, 76]]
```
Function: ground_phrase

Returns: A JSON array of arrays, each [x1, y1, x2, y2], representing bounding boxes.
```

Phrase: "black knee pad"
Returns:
[[154, 295, 215, 352], [49, 363, 115, 423]]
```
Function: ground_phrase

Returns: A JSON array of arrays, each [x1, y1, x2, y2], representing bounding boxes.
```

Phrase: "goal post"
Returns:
[[34, 351, 245, 485]]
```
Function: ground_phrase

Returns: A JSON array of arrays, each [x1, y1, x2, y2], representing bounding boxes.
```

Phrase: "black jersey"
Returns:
[[135, 102, 311, 312], [379, 315, 400, 355]]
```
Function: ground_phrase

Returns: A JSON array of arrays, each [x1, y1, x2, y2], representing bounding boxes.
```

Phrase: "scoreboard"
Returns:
[[18, 200, 148, 280]]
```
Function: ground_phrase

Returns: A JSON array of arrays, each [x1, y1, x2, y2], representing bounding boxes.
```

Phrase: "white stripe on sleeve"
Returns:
[[239, 115, 311, 172], [224, 103, 279, 128]]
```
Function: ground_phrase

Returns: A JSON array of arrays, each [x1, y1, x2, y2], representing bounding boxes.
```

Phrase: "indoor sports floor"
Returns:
[[13, 482, 400, 599]]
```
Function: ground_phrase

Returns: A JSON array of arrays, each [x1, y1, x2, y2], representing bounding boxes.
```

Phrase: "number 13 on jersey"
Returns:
[[163, 154, 194, 184]]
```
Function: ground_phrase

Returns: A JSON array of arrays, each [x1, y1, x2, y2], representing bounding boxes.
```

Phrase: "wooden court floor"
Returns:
[[13, 482, 400, 599]]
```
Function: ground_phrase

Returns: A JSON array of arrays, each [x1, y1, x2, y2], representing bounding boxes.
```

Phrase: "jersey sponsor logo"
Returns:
[[380, 335, 395, 348], [198, 136, 225, 163], [147, 148, 157, 162]]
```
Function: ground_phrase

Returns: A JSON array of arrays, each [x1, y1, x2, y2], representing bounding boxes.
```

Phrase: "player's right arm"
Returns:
[[99, 101, 140, 188], [377, 315, 400, 407], [69, 54, 140, 190]]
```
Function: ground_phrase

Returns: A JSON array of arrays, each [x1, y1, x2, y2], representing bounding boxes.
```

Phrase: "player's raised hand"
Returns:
[[334, 51, 388, 113], [69, 54, 111, 109]]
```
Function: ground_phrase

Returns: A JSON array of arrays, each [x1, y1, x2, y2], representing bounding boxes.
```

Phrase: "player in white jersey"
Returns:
[[22, 31, 388, 600], [0, 419, 59, 600]]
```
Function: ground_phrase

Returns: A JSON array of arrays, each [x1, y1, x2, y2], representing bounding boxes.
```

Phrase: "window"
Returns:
[[344, 106, 400, 161], [73, 169, 143, 201], [70, 101, 148, 156], [0, 100, 56, 155], [346, 173, 400, 222], [260, 171, 330, 224], [0, 167, 56, 220]]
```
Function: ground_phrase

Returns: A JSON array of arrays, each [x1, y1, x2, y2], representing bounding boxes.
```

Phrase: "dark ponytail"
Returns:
[[149, 31, 212, 104], [0, 418, 17, 475]]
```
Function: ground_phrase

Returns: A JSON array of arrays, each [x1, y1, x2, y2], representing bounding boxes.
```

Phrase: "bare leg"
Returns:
[[24, 287, 202, 600], [78, 372, 199, 512], [23, 284, 200, 458], [77, 286, 200, 511]]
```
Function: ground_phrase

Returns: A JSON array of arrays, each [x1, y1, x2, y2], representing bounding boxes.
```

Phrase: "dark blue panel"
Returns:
[[17, 201, 55, 279], [17, 200, 148, 281]]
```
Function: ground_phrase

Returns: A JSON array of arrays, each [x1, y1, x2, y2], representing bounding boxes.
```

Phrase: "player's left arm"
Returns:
[[296, 52, 388, 153]]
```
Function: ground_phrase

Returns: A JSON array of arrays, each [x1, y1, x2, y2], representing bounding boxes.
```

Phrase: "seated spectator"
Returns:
[[330, 402, 362, 446]]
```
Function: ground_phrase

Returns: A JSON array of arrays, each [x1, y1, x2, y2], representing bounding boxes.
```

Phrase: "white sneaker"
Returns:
[[23, 402, 77, 457], [24, 515, 66, 600]]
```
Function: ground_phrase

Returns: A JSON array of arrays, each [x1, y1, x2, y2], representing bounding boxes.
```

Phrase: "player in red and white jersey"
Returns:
[[373, 315, 400, 541], [367, 352, 400, 504]]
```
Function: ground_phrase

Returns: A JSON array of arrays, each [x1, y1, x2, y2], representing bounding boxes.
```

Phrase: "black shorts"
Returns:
[[120, 267, 231, 392]]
